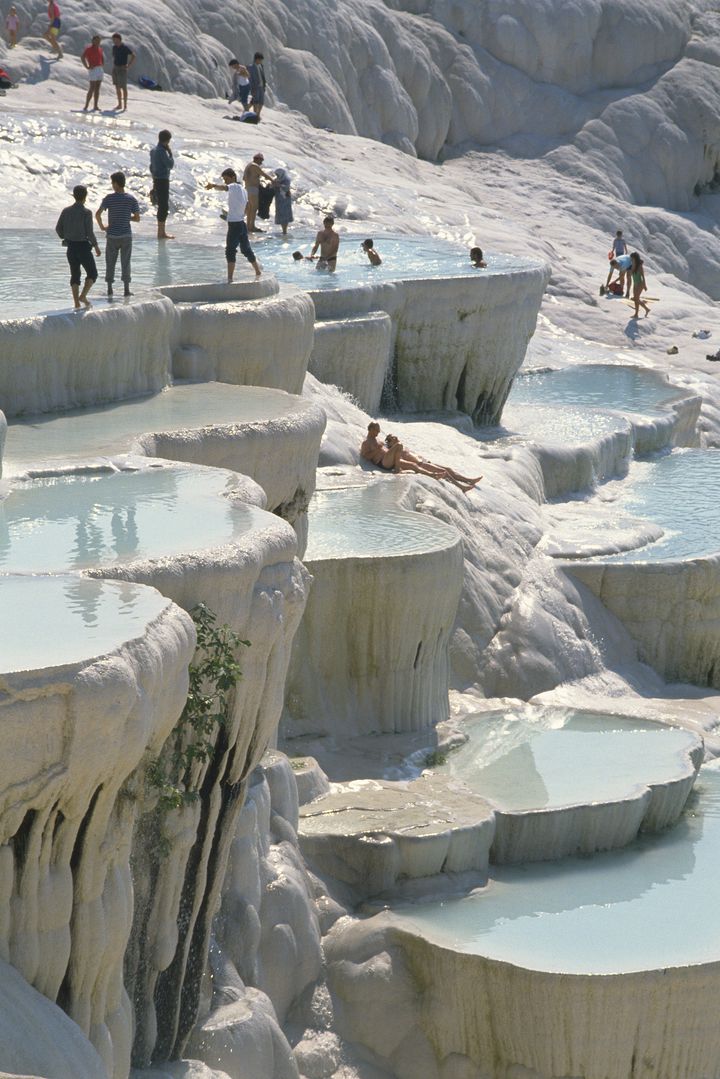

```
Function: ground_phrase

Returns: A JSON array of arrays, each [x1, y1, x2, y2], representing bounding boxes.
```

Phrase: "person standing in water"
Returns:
[[81, 35, 104, 111], [470, 246, 486, 267], [272, 167, 293, 235], [95, 171, 140, 297], [150, 129, 175, 240], [55, 185, 101, 308], [44, 0, 63, 57], [629, 252, 650, 318], [205, 168, 262, 282], [242, 152, 274, 233], [310, 215, 340, 271]]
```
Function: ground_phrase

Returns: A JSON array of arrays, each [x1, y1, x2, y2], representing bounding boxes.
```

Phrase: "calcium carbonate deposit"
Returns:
[[2, 1, 720, 1077]]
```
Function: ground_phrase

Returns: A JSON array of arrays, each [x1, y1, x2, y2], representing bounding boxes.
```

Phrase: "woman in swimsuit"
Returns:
[[629, 252, 650, 318]]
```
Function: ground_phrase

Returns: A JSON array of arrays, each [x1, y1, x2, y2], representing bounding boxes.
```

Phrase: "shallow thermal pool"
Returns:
[[0, 228, 533, 317], [0, 464, 275, 572], [490, 401, 628, 447], [437, 708, 698, 811], [3, 382, 305, 474], [508, 364, 684, 414], [0, 575, 171, 672], [587, 448, 720, 563], [394, 768, 720, 975], [304, 485, 461, 560]]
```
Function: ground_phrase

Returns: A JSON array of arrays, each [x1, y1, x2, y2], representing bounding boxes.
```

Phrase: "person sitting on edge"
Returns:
[[205, 168, 262, 282], [360, 423, 482, 493], [310, 215, 340, 271], [55, 184, 101, 308], [604, 253, 632, 297], [470, 246, 487, 268], [361, 238, 382, 266]]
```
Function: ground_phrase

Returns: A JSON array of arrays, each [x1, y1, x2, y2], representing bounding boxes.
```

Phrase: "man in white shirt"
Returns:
[[205, 168, 262, 282]]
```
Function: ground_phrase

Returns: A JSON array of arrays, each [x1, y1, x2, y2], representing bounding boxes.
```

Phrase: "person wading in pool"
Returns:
[[310, 215, 340, 271], [95, 170, 140, 297], [360, 422, 482, 492], [55, 184, 101, 308], [205, 168, 262, 282], [242, 152, 274, 233]]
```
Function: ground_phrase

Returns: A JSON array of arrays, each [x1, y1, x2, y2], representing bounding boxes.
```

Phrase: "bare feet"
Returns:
[[253, 260, 263, 277], [157, 232, 175, 240]]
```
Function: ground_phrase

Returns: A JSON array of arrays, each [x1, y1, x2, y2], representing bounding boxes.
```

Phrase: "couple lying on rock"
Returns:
[[360, 422, 482, 493]]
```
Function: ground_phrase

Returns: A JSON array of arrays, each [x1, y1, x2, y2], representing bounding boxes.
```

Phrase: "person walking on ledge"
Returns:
[[95, 171, 140, 297], [205, 168, 262, 282], [150, 129, 175, 239], [55, 184, 101, 308]]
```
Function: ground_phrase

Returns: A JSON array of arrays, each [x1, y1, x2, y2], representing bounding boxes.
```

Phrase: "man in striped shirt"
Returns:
[[95, 171, 140, 297]]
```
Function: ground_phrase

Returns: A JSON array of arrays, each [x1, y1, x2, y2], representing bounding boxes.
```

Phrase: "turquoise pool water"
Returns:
[[592, 449, 720, 563], [0, 575, 171, 672], [0, 229, 534, 317], [304, 485, 461, 560], [508, 365, 683, 414], [489, 402, 628, 447], [439, 709, 698, 811], [4, 382, 304, 474], [0, 465, 275, 572], [395, 769, 720, 974]]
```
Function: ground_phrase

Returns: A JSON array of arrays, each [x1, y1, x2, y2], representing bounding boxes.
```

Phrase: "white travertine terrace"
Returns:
[[0, 298, 176, 417], [309, 264, 549, 423], [298, 775, 495, 899], [284, 482, 464, 738], [169, 286, 315, 394], [2, 383, 326, 544], [309, 311, 393, 413], [0, 576, 195, 1079], [0, 459, 308, 1072]]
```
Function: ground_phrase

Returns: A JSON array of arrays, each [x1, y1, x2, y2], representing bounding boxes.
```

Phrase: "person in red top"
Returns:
[[44, 0, 62, 57], [82, 35, 104, 110]]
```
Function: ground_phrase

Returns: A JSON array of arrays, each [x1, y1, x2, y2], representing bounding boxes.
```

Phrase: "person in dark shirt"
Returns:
[[94, 171, 140, 297], [248, 52, 266, 117], [111, 32, 135, 111], [150, 129, 175, 240], [55, 184, 101, 308]]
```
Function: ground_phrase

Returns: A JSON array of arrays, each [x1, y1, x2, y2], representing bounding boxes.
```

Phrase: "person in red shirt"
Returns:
[[44, 0, 62, 57], [82, 35, 104, 110]]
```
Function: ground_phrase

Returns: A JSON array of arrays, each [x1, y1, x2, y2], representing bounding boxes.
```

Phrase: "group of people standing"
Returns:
[[228, 53, 267, 120], [80, 32, 135, 111], [602, 230, 651, 318]]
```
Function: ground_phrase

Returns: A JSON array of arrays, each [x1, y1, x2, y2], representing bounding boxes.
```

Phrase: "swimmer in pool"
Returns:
[[360, 423, 482, 492], [470, 246, 487, 268], [310, 215, 339, 271], [361, 238, 382, 266]]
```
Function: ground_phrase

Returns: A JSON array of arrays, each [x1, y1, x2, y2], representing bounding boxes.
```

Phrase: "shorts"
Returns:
[[49, 19, 60, 35], [112, 66, 128, 89], [88, 66, 104, 81], [251, 87, 265, 106], [66, 241, 97, 286]]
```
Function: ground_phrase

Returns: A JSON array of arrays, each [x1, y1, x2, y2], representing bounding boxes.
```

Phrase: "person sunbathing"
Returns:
[[360, 423, 482, 492]]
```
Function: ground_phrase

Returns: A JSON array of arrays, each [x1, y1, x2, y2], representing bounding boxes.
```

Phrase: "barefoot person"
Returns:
[[242, 152, 274, 233], [248, 51, 266, 117], [81, 35, 104, 111], [111, 33, 135, 111], [360, 423, 482, 493], [604, 253, 632, 297], [310, 215, 340, 271], [150, 129, 175, 239], [629, 251, 650, 318], [55, 185, 101, 308], [205, 168, 262, 282], [95, 171, 140, 297], [44, 0, 62, 57]]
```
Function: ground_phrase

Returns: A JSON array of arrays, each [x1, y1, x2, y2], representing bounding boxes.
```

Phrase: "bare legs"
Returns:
[[383, 442, 482, 493], [71, 277, 94, 309], [83, 80, 101, 111], [633, 288, 650, 318]]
